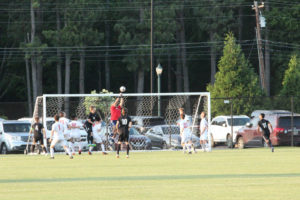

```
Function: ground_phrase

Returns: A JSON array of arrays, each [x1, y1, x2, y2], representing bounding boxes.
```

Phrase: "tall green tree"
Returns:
[[281, 55, 300, 97], [207, 33, 262, 116]]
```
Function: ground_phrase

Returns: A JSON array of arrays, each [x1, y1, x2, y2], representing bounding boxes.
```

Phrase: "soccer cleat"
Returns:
[[69, 156, 73, 159], [116, 154, 119, 158], [78, 150, 82, 155], [49, 157, 54, 159], [88, 151, 92, 155], [188, 151, 192, 154], [126, 155, 129, 159], [102, 152, 108, 155]]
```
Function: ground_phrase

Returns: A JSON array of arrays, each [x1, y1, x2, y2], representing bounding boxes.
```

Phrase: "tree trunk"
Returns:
[[210, 31, 217, 84], [64, 53, 71, 116], [98, 64, 102, 91], [176, 25, 182, 92], [79, 50, 85, 94], [179, 9, 189, 93], [105, 0, 110, 90], [30, 0, 37, 102], [238, 6, 243, 41], [265, 0, 270, 96], [137, 67, 144, 93], [56, 3, 62, 94], [25, 55, 33, 116], [167, 50, 172, 92], [37, 60, 43, 96]]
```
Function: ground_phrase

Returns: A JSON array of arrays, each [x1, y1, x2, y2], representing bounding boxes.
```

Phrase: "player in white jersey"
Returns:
[[49, 114, 73, 159], [91, 119, 107, 155], [178, 108, 195, 154], [59, 111, 71, 142], [68, 115, 83, 155], [200, 111, 209, 152]]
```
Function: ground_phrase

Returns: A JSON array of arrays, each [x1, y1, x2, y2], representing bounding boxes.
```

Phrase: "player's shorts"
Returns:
[[93, 133, 103, 143], [111, 120, 118, 126], [63, 132, 71, 141], [118, 131, 129, 142], [263, 133, 270, 140], [70, 133, 81, 142], [200, 132, 208, 141], [181, 134, 192, 143], [33, 135, 44, 145], [51, 137, 67, 147]]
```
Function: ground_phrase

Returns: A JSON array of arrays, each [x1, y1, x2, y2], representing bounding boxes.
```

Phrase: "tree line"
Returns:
[[0, 0, 300, 116]]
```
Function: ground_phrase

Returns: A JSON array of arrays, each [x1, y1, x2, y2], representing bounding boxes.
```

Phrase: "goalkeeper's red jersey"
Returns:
[[110, 105, 122, 121]]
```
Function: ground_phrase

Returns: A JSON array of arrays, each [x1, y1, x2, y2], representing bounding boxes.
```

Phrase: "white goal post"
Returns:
[[33, 92, 211, 150]]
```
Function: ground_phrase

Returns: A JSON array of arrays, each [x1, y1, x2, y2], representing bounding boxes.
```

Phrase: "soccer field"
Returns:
[[1, 148, 300, 200]]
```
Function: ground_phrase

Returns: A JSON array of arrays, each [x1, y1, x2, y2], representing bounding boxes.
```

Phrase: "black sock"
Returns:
[[31, 145, 35, 153], [126, 144, 129, 155], [269, 140, 273, 148], [117, 144, 120, 155], [43, 146, 47, 153]]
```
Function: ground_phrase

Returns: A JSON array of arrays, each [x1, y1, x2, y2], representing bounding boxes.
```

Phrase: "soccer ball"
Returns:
[[120, 86, 126, 93]]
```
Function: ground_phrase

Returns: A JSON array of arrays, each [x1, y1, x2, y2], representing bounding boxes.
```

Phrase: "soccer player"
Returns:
[[200, 111, 209, 152], [59, 111, 71, 149], [68, 115, 83, 155], [49, 114, 73, 159], [86, 106, 100, 155], [257, 113, 274, 152], [91, 119, 108, 155], [116, 108, 132, 158], [178, 109, 194, 154], [29, 116, 47, 155], [111, 93, 124, 136]]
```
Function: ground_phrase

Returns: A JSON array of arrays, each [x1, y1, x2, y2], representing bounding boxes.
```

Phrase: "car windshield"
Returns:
[[3, 123, 30, 133], [227, 118, 250, 126], [278, 117, 300, 127], [129, 128, 140, 135], [162, 126, 180, 135]]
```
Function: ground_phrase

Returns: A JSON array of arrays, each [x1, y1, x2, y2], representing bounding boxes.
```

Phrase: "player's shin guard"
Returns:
[[126, 144, 129, 155], [31, 144, 35, 153]]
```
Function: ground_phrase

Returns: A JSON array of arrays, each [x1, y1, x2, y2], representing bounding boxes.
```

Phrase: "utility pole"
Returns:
[[253, 1, 266, 92], [150, 0, 154, 93]]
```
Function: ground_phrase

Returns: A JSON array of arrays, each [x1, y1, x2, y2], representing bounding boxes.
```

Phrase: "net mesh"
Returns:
[[33, 93, 210, 151]]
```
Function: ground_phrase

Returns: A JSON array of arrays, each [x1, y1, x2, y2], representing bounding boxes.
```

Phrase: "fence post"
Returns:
[[291, 96, 294, 147], [230, 98, 234, 148]]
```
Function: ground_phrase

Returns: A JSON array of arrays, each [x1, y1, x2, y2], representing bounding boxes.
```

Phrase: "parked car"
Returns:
[[145, 125, 200, 149], [210, 115, 250, 147], [131, 116, 166, 133], [0, 120, 32, 154], [235, 110, 300, 148]]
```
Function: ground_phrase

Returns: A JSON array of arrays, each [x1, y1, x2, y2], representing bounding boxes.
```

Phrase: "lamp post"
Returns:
[[156, 63, 163, 117]]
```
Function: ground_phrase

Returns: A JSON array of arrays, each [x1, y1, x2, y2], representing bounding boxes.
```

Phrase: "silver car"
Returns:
[[0, 120, 31, 154]]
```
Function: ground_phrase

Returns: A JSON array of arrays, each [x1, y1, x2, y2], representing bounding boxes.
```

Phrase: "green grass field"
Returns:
[[1, 148, 300, 200]]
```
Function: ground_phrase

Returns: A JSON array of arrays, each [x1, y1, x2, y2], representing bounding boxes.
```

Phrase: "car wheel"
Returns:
[[1, 143, 8, 154], [210, 134, 215, 147], [237, 137, 244, 149], [162, 142, 168, 149], [227, 134, 233, 148]]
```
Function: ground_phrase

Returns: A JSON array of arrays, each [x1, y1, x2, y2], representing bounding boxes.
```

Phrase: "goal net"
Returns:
[[33, 92, 211, 151]]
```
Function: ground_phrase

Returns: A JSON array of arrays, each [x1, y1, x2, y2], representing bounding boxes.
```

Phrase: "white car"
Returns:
[[210, 115, 250, 147]]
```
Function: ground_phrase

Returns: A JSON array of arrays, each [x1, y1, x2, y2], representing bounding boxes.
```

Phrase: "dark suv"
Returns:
[[235, 110, 300, 148]]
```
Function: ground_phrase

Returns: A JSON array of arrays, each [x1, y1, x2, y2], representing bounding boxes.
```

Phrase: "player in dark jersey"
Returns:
[[257, 113, 274, 152], [85, 106, 100, 155], [116, 108, 132, 158], [29, 117, 47, 154]]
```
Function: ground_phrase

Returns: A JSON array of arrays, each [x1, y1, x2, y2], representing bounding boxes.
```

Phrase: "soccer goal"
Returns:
[[33, 92, 211, 151]]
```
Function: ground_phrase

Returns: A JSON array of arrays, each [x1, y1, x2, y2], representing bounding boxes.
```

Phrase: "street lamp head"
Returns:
[[156, 63, 163, 75]]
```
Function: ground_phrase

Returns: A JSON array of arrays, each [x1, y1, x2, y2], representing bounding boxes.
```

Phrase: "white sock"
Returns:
[[50, 147, 54, 157], [69, 143, 74, 153], [101, 144, 105, 152], [66, 147, 71, 157], [89, 146, 93, 152], [77, 142, 82, 151]]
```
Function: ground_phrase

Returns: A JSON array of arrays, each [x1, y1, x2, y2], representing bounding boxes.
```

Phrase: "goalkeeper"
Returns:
[[111, 93, 124, 138]]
